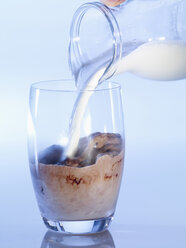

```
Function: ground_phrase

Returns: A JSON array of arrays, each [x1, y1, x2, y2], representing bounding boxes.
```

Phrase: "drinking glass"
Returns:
[[28, 79, 125, 234]]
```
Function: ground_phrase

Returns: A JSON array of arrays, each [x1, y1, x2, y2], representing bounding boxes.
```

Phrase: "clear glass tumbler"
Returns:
[[28, 79, 125, 234]]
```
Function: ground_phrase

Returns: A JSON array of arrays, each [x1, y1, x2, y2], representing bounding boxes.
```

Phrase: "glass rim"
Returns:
[[31, 79, 121, 92]]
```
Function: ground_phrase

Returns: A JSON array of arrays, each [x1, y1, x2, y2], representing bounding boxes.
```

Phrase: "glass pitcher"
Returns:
[[69, 0, 186, 87]]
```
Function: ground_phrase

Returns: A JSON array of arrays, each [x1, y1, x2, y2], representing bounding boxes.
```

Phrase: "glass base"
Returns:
[[43, 216, 113, 234]]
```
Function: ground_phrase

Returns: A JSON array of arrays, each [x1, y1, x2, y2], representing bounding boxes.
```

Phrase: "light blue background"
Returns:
[[0, 0, 186, 246]]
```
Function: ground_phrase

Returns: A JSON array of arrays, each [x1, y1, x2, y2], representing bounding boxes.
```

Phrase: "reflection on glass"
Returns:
[[40, 230, 115, 248]]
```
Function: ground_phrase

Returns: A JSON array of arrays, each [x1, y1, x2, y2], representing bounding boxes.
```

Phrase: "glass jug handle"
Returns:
[[69, 2, 122, 86]]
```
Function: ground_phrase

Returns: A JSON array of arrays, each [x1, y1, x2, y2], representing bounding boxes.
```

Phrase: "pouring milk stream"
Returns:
[[66, 0, 186, 157]]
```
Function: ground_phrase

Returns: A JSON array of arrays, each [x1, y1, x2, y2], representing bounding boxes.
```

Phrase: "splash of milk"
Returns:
[[66, 41, 186, 157], [66, 67, 106, 157]]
